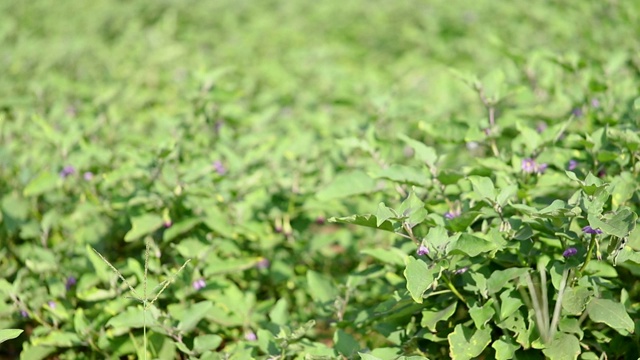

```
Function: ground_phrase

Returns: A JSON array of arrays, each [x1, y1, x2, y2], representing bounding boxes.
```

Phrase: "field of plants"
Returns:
[[2, 1, 640, 359]]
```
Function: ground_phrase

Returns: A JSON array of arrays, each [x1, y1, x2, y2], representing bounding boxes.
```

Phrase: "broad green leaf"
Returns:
[[496, 185, 517, 207], [499, 290, 523, 320], [329, 214, 395, 232], [202, 206, 235, 238], [86, 245, 112, 282], [469, 299, 495, 329], [587, 298, 634, 334], [448, 324, 492, 360], [446, 211, 482, 232], [404, 257, 438, 303], [193, 335, 223, 353], [398, 134, 438, 167], [487, 268, 528, 294], [163, 218, 201, 243], [0, 329, 23, 344], [447, 234, 497, 257], [32, 331, 81, 347], [541, 333, 580, 360], [492, 336, 519, 360], [375, 202, 396, 227], [588, 212, 637, 244], [316, 170, 378, 200], [177, 301, 213, 332], [269, 298, 289, 325], [359, 354, 383, 360], [107, 306, 159, 331], [361, 248, 406, 266], [468, 176, 496, 202], [19, 345, 55, 360], [124, 214, 163, 242], [421, 302, 457, 331], [334, 329, 360, 357], [373, 165, 427, 186], [307, 270, 337, 303], [23, 172, 59, 197], [562, 286, 592, 315]]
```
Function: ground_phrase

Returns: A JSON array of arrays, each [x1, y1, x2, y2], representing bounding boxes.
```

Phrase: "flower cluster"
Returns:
[[521, 158, 548, 174], [582, 226, 602, 235], [192, 278, 206, 291], [562, 247, 577, 258], [416, 245, 429, 256]]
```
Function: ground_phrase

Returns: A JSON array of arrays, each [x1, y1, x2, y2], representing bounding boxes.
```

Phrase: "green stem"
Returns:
[[443, 274, 467, 305], [548, 268, 569, 340], [579, 234, 597, 273], [525, 272, 548, 343]]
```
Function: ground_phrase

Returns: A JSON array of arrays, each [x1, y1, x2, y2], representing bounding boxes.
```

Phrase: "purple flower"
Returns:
[[315, 216, 326, 225], [563, 247, 578, 258], [244, 331, 257, 341], [536, 122, 547, 133], [20, 310, 28, 318], [417, 245, 429, 256], [582, 226, 602, 235], [568, 160, 578, 171], [445, 208, 461, 220], [521, 158, 547, 174], [212, 161, 226, 175], [83, 172, 94, 181], [48, 301, 56, 309], [192, 278, 206, 291], [521, 158, 536, 173], [572, 108, 583, 117], [597, 169, 606, 178], [454, 267, 468, 275], [591, 99, 600, 108], [59, 165, 76, 178], [65, 276, 77, 290], [163, 220, 172, 228], [256, 257, 270, 270]]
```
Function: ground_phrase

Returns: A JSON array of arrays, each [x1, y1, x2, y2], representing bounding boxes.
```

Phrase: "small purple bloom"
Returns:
[[315, 216, 326, 225], [59, 165, 76, 178], [256, 257, 270, 270], [445, 208, 461, 220], [212, 160, 226, 175], [65, 276, 77, 290], [48, 301, 56, 309], [83, 172, 94, 181], [597, 169, 606, 178], [591, 99, 600, 108], [454, 267, 468, 275], [582, 226, 603, 235], [572, 108, 583, 117], [244, 331, 257, 341], [192, 278, 206, 291], [214, 120, 224, 134], [163, 220, 172, 228], [536, 163, 548, 174], [563, 247, 578, 258], [536, 122, 547, 133], [20, 310, 28, 318], [417, 245, 429, 256], [568, 160, 578, 171], [521, 158, 536, 174]]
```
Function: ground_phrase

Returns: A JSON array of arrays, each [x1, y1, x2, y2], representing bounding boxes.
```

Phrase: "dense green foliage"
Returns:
[[1, 1, 640, 359]]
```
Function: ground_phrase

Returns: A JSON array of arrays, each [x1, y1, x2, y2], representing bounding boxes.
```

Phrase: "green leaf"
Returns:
[[373, 165, 427, 186], [421, 302, 457, 331], [375, 202, 396, 227], [0, 329, 23, 344], [316, 170, 378, 200], [329, 214, 395, 232], [448, 324, 492, 360], [361, 248, 406, 266], [492, 336, 519, 360], [398, 134, 438, 167], [587, 209, 637, 239], [404, 257, 438, 303], [23, 172, 59, 197], [499, 290, 523, 320], [541, 333, 580, 360], [86, 245, 112, 282], [203, 206, 235, 238], [587, 298, 634, 334], [447, 234, 497, 257], [562, 286, 592, 315], [487, 268, 528, 295], [307, 270, 337, 303], [468, 176, 496, 202], [269, 298, 289, 325], [163, 218, 201, 243], [124, 214, 163, 242], [334, 329, 360, 357], [446, 211, 482, 232], [468, 299, 495, 329], [193, 334, 223, 354], [177, 301, 213, 332]]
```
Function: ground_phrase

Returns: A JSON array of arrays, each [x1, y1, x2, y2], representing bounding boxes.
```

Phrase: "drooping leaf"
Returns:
[[587, 298, 634, 334], [448, 324, 492, 360]]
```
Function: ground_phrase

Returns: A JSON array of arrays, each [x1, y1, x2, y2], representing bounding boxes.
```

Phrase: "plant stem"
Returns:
[[443, 274, 467, 305], [548, 268, 570, 340], [579, 234, 598, 273], [539, 264, 550, 331], [525, 272, 548, 343]]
